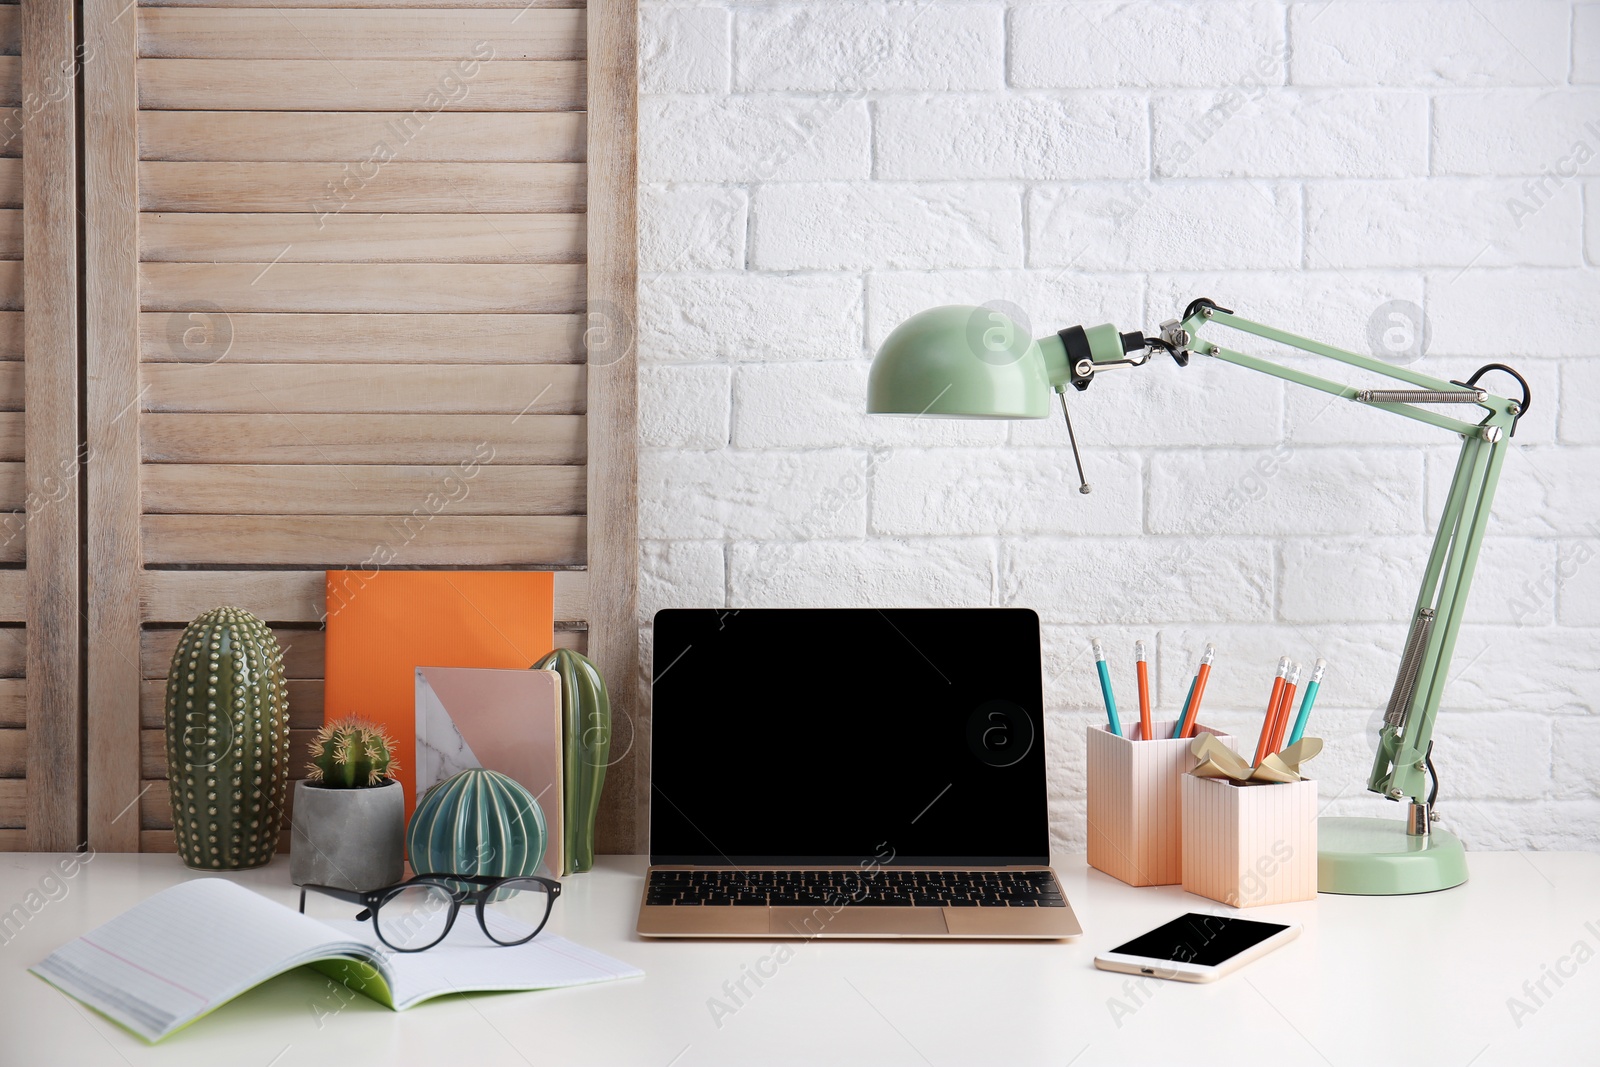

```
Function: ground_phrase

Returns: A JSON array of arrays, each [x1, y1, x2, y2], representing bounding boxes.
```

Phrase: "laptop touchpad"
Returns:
[[768, 908, 949, 937]]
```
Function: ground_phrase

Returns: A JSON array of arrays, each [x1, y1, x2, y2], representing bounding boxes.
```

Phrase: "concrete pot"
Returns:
[[290, 779, 404, 891]]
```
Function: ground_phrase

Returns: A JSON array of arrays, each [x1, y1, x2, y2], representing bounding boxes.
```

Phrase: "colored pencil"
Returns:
[[1171, 675, 1198, 739], [1287, 658, 1327, 747], [1252, 657, 1290, 767], [1135, 640, 1153, 741], [1179, 644, 1216, 740], [1269, 662, 1301, 755], [1092, 638, 1122, 737], [1263, 659, 1295, 758]]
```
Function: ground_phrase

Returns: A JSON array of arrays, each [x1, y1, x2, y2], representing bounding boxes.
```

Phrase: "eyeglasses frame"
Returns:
[[298, 873, 563, 952]]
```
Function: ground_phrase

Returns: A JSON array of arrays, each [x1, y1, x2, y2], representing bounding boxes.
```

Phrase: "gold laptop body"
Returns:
[[643, 608, 1080, 941], [636, 864, 1082, 939]]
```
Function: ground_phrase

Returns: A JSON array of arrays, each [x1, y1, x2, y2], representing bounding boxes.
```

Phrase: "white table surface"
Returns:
[[2, 851, 1597, 1066]]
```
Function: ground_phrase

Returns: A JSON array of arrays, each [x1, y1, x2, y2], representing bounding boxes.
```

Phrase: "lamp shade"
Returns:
[[867, 305, 1053, 419]]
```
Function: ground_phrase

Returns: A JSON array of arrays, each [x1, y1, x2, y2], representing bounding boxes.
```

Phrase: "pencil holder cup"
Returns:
[[1086, 720, 1236, 887], [1180, 774, 1318, 908]]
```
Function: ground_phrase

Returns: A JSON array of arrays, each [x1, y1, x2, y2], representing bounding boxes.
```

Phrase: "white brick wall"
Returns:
[[637, 0, 1600, 853]]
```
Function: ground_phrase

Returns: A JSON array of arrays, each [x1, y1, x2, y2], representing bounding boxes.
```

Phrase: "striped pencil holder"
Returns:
[[1180, 774, 1318, 908], [1086, 720, 1235, 887]]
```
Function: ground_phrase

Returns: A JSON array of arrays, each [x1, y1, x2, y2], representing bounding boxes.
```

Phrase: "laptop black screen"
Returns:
[[650, 608, 1049, 866]]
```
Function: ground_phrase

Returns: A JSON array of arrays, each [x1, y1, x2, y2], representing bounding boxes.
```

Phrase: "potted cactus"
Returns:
[[290, 718, 404, 892]]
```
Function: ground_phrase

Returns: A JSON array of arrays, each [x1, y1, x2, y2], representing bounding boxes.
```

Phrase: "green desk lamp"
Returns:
[[868, 298, 1530, 896]]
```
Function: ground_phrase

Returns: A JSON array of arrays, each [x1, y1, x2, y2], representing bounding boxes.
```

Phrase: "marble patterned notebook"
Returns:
[[415, 666, 565, 876]]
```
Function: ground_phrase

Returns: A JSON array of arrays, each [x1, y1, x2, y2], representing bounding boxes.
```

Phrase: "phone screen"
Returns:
[[1110, 913, 1288, 968]]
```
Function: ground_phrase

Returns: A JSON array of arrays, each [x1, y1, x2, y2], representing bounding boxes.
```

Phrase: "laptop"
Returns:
[[638, 608, 1082, 940]]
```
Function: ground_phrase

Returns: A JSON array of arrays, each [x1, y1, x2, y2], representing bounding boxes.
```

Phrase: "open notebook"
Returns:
[[30, 879, 642, 1042]]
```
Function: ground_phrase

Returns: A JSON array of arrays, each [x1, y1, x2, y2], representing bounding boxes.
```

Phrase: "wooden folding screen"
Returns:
[[83, 1, 638, 853]]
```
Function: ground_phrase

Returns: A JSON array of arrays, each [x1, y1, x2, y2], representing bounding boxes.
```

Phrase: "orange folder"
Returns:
[[324, 571, 555, 820]]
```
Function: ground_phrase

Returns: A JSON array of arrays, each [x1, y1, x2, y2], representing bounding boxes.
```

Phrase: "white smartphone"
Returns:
[[1094, 913, 1300, 983]]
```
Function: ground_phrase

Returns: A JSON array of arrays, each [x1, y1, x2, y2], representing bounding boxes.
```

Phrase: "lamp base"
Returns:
[[1317, 816, 1468, 895]]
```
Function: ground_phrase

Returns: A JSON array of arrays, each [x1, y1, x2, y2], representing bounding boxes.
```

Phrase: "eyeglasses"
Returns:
[[298, 874, 562, 952]]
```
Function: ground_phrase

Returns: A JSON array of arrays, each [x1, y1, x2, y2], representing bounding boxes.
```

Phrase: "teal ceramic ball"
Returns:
[[406, 769, 547, 879]]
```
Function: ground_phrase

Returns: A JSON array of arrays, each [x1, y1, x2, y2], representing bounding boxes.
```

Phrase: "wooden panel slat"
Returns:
[[0, 260, 19, 310], [0, 828, 24, 848], [0, 108, 19, 157], [552, 567, 587, 625], [0, 777, 21, 828], [140, 212, 585, 264], [140, 111, 585, 163], [144, 464, 586, 515], [141, 571, 328, 624], [0, 311, 20, 357], [0, 208, 19, 258], [139, 263, 586, 314], [143, 413, 586, 465], [0, 412, 19, 460], [0, 361, 20, 408], [140, 679, 323, 730], [587, 0, 641, 851], [140, 9, 584, 61], [0, 570, 21, 621], [142, 515, 587, 566], [0, 626, 23, 676], [141, 789, 169, 831], [139, 161, 585, 213], [0, 461, 21, 508], [139, 312, 584, 365], [138, 59, 586, 112], [87, 0, 146, 852], [0, 158, 17, 207], [0, 57, 18, 107], [0, 677, 21, 726], [143, 628, 323, 679], [141, 363, 584, 414], [0, 8, 15, 55], [141, 569, 590, 625], [0, 726, 21, 776], [25, 0, 84, 849], [277, 632, 324, 681]]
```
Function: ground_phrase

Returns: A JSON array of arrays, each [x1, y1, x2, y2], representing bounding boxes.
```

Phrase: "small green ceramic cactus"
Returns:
[[306, 718, 397, 788], [407, 768, 546, 881], [164, 607, 290, 871]]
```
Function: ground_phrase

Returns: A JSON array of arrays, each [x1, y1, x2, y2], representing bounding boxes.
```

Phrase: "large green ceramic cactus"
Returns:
[[164, 607, 290, 870], [531, 648, 610, 874]]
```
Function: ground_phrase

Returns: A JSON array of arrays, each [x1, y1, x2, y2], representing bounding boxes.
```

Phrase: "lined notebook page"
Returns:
[[32, 879, 645, 1043], [326, 911, 643, 1009], [30, 879, 372, 1042]]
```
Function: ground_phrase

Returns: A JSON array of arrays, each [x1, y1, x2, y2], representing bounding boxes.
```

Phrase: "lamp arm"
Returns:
[[1165, 304, 1524, 812]]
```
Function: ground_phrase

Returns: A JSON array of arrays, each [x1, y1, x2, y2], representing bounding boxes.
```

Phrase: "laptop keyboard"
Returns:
[[645, 869, 1067, 908]]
